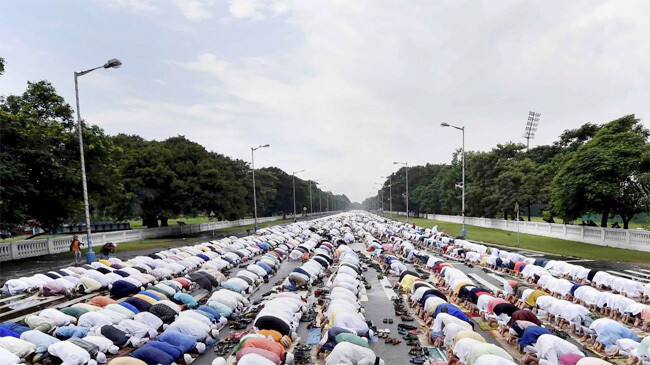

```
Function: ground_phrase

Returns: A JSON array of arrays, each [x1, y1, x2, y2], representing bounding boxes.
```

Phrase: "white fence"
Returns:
[[386, 211, 650, 252], [0, 212, 335, 262]]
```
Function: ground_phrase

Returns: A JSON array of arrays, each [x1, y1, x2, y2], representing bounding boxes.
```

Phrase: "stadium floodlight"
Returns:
[[523, 111, 541, 150]]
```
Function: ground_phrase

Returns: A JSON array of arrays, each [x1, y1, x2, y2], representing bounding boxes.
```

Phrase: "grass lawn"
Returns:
[[127, 216, 213, 229], [1, 234, 67, 243], [379, 213, 650, 263], [127, 216, 256, 229]]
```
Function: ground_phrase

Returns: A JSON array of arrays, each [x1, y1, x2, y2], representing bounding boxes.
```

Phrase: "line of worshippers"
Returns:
[[0, 228, 306, 365], [378, 216, 650, 365], [436, 234, 649, 364]]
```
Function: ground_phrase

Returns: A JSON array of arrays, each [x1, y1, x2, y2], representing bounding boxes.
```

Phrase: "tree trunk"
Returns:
[[527, 201, 532, 221], [600, 207, 609, 228], [160, 217, 169, 227], [143, 215, 158, 228], [622, 214, 630, 229], [504, 212, 508, 220]]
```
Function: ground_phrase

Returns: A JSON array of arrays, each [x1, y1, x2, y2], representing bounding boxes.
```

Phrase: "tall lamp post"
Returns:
[[393, 162, 409, 223], [75, 58, 122, 263], [251, 144, 270, 233], [322, 187, 329, 211], [382, 175, 393, 219], [292, 170, 305, 222], [317, 183, 322, 212], [309, 179, 319, 214], [441, 121, 467, 238], [374, 183, 384, 211]]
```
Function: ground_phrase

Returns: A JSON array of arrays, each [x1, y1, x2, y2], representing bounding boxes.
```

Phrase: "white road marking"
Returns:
[[565, 259, 594, 263], [608, 270, 650, 282], [487, 273, 508, 284], [636, 268, 650, 275], [625, 269, 650, 279], [380, 276, 396, 300], [469, 273, 501, 293]]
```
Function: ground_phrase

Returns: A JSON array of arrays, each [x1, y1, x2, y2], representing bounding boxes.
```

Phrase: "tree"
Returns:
[[0, 81, 121, 230], [0, 57, 5, 76], [495, 158, 543, 220], [555, 123, 601, 151], [551, 115, 649, 227]]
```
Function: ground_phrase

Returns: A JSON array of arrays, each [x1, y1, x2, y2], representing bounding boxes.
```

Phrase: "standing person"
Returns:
[[70, 235, 83, 265], [99, 242, 115, 260]]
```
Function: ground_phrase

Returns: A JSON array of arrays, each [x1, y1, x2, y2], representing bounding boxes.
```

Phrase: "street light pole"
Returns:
[[374, 183, 384, 211], [382, 175, 393, 218], [318, 184, 323, 212], [251, 144, 270, 233], [393, 162, 409, 223], [292, 170, 305, 222], [74, 58, 122, 263], [309, 181, 312, 214], [441, 121, 467, 238]]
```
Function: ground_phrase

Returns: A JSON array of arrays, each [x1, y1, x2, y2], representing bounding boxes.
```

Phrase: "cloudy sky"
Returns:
[[1, 0, 649, 202]]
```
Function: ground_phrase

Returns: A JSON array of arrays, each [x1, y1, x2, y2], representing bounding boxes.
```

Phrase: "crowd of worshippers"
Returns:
[[0, 218, 334, 365], [362, 217, 650, 365], [211, 217, 385, 365], [3, 212, 649, 365]]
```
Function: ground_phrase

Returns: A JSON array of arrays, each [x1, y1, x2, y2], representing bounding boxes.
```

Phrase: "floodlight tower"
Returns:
[[523, 111, 541, 151]]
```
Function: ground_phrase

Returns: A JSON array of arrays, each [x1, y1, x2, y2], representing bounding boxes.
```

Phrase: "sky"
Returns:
[[1, 0, 649, 203]]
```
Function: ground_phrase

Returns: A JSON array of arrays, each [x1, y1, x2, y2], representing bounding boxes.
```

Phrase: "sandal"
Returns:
[[406, 339, 420, 346], [410, 356, 426, 364]]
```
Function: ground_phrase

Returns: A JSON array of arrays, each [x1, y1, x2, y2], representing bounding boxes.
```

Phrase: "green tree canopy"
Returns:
[[550, 115, 648, 227]]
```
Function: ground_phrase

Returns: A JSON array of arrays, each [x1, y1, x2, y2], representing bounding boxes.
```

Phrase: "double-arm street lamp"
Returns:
[[381, 175, 393, 219], [75, 58, 122, 263], [393, 162, 409, 223], [441, 122, 467, 238], [251, 144, 270, 232], [292, 170, 305, 221]]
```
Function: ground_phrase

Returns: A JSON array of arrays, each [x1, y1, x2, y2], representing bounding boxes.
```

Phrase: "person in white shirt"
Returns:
[[520, 334, 584, 365], [474, 354, 517, 365], [324, 341, 385, 365], [451, 337, 483, 364]]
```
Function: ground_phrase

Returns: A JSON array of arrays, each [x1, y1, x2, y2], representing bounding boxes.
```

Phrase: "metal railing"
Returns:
[[0, 212, 337, 262], [384, 211, 650, 252]]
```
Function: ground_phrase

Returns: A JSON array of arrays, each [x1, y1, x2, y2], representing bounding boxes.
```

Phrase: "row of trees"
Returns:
[[1, 80, 350, 231], [365, 116, 649, 228]]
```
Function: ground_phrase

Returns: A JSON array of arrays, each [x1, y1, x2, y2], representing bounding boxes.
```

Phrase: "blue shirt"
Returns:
[[55, 325, 90, 339], [434, 303, 469, 323], [157, 330, 197, 352], [518, 326, 552, 348]]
